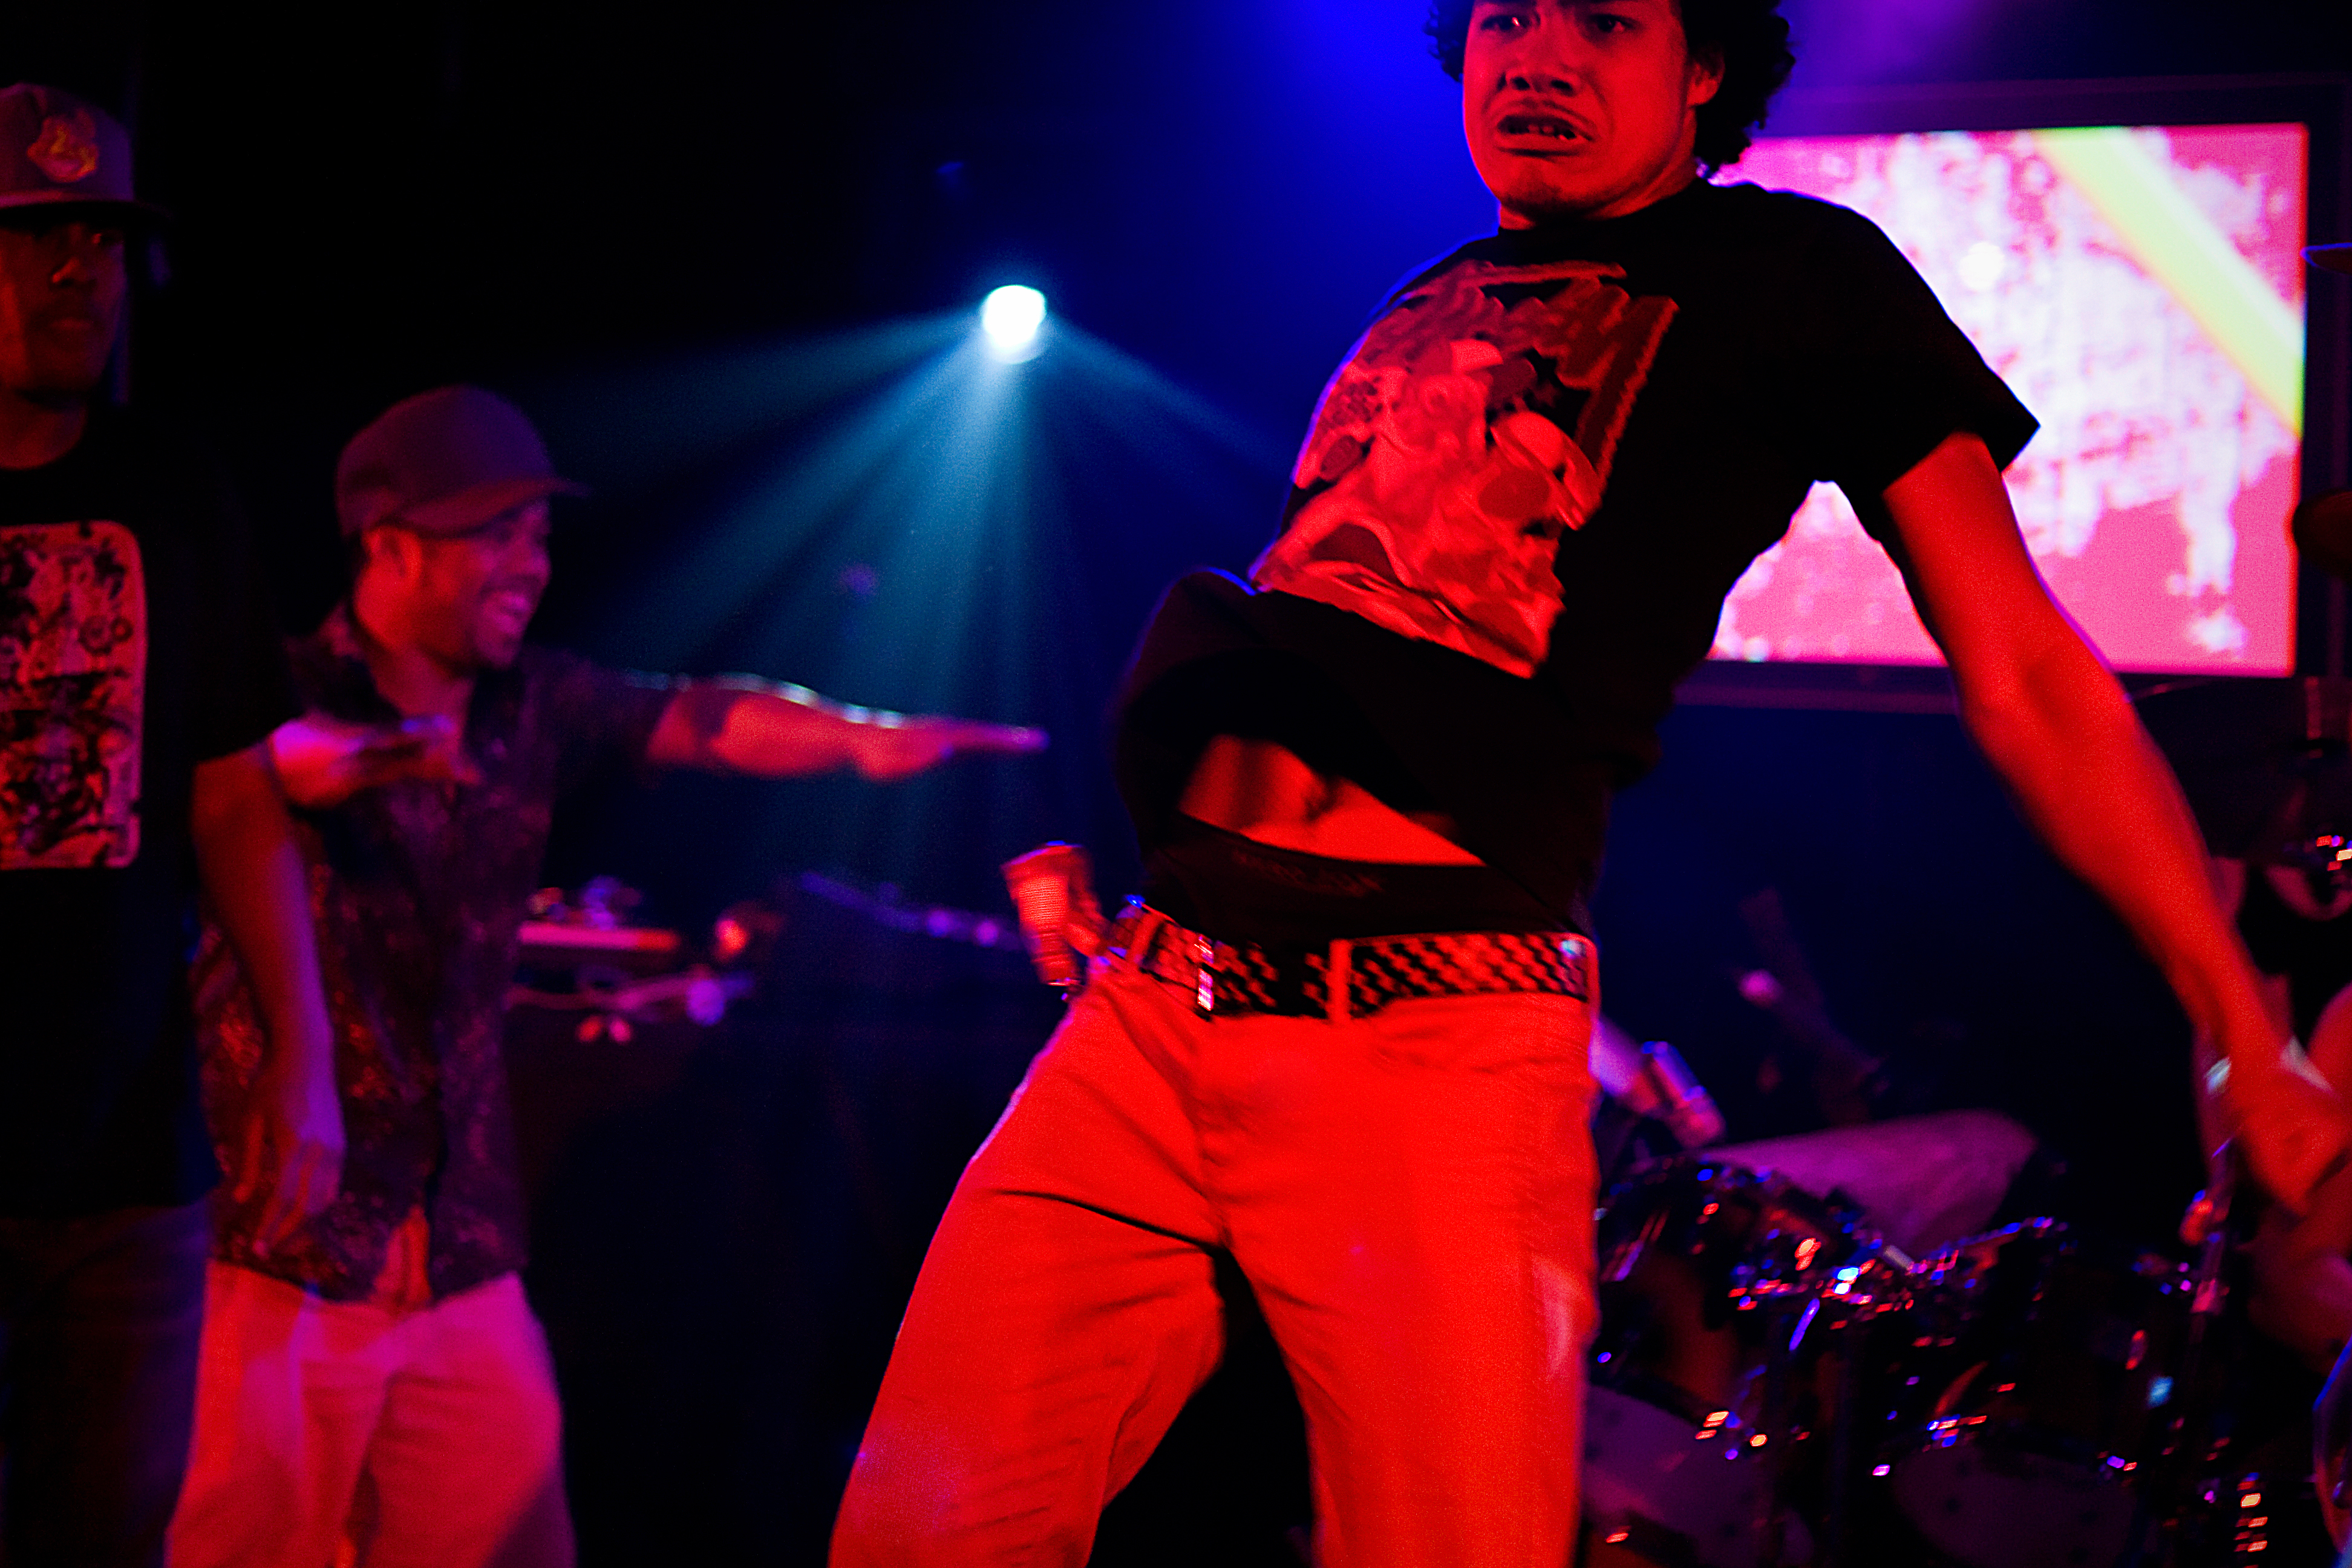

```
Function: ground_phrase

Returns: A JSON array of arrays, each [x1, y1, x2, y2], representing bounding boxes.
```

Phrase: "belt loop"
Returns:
[[1194, 934, 1217, 1016], [1326, 938, 1352, 1025], [1112, 904, 1156, 969]]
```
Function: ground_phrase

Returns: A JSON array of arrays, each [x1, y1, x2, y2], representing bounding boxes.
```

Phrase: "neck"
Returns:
[[1498, 154, 1704, 230], [0, 387, 91, 471], [350, 586, 475, 722]]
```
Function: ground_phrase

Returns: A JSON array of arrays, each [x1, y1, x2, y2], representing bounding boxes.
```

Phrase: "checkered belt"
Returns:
[[1106, 902, 1592, 1022]]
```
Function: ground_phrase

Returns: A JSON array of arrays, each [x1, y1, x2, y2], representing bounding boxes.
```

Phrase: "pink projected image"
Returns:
[[1711, 125, 2308, 675]]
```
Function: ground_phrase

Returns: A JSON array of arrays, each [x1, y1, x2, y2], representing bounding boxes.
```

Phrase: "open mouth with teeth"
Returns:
[[1497, 113, 1587, 144]]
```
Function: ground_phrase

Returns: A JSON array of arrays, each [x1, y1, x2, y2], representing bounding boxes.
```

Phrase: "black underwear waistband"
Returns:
[[1140, 814, 1567, 948]]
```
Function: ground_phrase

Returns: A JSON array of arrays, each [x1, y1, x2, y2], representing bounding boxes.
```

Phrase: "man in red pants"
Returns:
[[833, 4, 2350, 1563]]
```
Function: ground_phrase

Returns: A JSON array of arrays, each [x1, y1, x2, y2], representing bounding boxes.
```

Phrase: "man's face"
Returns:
[[380, 499, 553, 673], [0, 216, 127, 403], [1462, 0, 1723, 227]]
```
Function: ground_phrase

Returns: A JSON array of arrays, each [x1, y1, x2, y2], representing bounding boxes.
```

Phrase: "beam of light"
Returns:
[[537, 309, 1292, 913], [980, 286, 1048, 362], [584, 336, 985, 670], [521, 315, 969, 503]]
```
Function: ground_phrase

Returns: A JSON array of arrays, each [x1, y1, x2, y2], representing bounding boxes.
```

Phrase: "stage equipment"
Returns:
[[1679, 75, 2346, 711], [1874, 1221, 2195, 1568], [2138, 676, 2352, 880], [1572, 1100, 2315, 1567], [1710, 1112, 2038, 1260], [982, 285, 1048, 362], [1583, 1157, 1912, 1568], [511, 877, 754, 1040]]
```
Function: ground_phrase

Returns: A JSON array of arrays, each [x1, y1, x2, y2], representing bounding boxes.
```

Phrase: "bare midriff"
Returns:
[[1176, 734, 1482, 866]]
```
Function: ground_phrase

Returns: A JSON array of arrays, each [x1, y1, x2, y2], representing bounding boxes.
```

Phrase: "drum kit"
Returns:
[[1578, 1019, 2318, 1567]]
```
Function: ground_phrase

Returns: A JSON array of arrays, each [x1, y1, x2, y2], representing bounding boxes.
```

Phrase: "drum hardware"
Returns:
[[1584, 1152, 2247, 1567], [1578, 1022, 2323, 1566], [1587, 1157, 1913, 1568], [511, 877, 763, 1038], [799, 869, 1028, 955], [520, 877, 683, 972]]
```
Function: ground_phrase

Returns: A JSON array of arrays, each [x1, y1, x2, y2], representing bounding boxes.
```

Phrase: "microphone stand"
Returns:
[[2122, 1139, 2241, 1567]]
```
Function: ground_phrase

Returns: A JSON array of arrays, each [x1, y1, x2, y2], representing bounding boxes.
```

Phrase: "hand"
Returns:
[[269, 712, 479, 809], [235, 1033, 346, 1258], [2219, 1042, 2352, 1217], [849, 717, 1047, 783]]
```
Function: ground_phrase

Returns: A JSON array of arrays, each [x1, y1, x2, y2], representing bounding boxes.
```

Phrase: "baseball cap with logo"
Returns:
[[0, 83, 164, 223], [335, 386, 589, 539]]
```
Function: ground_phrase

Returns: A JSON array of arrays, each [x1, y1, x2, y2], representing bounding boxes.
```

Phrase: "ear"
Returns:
[[1688, 45, 1726, 108], [359, 524, 419, 583]]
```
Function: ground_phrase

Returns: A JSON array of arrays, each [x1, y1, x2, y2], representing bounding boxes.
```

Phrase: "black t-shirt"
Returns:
[[1119, 178, 2039, 927], [0, 407, 294, 1216]]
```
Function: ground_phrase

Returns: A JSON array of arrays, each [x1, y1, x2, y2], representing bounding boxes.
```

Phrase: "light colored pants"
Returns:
[[831, 933, 1599, 1568], [166, 1250, 572, 1568]]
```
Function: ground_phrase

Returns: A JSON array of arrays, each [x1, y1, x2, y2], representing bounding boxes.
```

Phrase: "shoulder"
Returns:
[[515, 643, 674, 705], [1688, 179, 1896, 256], [514, 642, 597, 696], [1369, 236, 1498, 314], [1671, 180, 1935, 317]]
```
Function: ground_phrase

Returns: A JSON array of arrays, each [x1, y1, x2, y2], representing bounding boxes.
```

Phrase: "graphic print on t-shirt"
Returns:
[[1253, 259, 1676, 678], [0, 522, 146, 869]]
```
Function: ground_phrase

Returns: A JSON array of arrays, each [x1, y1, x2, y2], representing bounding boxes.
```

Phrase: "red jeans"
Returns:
[[831, 917, 1598, 1567]]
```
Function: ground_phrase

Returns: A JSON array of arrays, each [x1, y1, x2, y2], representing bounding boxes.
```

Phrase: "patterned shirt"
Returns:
[[195, 606, 673, 1300]]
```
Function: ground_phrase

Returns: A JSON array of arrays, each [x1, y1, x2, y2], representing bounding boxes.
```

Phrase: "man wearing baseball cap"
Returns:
[[166, 384, 1045, 1568], [0, 83, 344, 1568]]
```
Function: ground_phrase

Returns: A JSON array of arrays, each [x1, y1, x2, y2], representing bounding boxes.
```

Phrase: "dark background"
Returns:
[[11, 1, 2352, 1561]]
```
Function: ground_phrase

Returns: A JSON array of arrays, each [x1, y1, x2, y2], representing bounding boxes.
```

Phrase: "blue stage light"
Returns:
[[981, 286, 1048, 362]]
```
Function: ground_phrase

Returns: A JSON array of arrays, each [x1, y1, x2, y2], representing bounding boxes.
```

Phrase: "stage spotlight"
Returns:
[[981, 286, 1048, 362]]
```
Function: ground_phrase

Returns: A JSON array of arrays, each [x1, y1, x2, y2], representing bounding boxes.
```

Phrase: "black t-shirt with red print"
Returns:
[[1119, 178, 2039, 930], [0, 407, 295, 1216]]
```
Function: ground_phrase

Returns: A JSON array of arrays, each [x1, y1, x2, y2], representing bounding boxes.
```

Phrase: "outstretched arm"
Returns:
[[644, 678, 1045, 783], [1880, 431, 2348, 1211], [192, 744, 345, 1253]]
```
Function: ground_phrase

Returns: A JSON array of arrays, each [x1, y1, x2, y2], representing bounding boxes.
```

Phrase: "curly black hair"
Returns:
[[1426, 0, 1795, 174]]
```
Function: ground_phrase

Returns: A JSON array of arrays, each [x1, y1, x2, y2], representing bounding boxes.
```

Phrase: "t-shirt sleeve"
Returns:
[[536, 649, 678, 797], [189, 475, 298, 763], [1777, 201, 2040, 528]]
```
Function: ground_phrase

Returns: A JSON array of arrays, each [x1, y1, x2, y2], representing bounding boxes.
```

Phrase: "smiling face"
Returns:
[[1463, 0, 1723, 227], [0, 215, 127, 405], [368, 498, 552, 674]]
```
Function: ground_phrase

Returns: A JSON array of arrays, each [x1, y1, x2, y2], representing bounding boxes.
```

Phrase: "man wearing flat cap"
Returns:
[[166, 384, 1045, 1568], [0, 83, 344, 1568]]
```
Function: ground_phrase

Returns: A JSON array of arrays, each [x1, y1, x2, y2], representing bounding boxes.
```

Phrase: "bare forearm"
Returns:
[[646, 678, 1044, 781], [649, 678, 884, 777], [192, 749, 333, 1065], [192, 746, 344, 1234], [1956, 638, 2267, 1055]]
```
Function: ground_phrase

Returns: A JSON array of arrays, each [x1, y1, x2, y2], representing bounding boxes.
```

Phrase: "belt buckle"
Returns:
[[1193, 935, 1217, 1016]]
